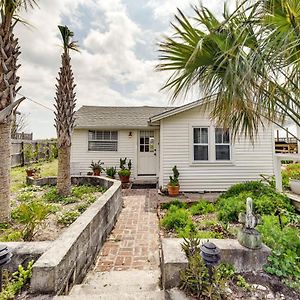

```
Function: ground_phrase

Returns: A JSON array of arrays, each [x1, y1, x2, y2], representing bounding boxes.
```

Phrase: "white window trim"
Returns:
[[88, 130, 119, 152], [215, 127, 231, 161], [189, 123, 235, 165]]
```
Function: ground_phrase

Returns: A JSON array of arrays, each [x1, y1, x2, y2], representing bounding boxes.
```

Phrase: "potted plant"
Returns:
[[25, 166, 40, 177], [118, 158, 132, 183], [90, 160, 104, 176], [168, 165, 180, 196], [106, 167, 117, 179], [289, 172, 300, 194]]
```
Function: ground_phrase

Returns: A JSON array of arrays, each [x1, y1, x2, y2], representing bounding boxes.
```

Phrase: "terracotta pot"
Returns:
[[290, 179, 300, 195], [168, 185, 180, 197], [93, 169, 101, 176], [119, 174, 130, 183], [26, 170, 35, 177]]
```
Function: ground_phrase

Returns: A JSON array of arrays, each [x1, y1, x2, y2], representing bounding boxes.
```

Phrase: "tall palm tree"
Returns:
[[157, 1, 300, 140], [54, 25, 78, 196], [0, 0, 38, 222]]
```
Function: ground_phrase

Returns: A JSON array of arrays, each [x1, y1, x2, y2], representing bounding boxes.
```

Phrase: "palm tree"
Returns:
[[0, 0, 38, 222], [157, 1, 300, 140], [54, 25, 78, 196]]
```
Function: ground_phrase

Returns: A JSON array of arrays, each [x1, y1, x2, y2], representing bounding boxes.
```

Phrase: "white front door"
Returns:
[[138, 130, 158, 176]]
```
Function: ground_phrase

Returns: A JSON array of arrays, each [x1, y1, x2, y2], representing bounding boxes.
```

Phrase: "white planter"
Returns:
[[289, 179, 300, 195]]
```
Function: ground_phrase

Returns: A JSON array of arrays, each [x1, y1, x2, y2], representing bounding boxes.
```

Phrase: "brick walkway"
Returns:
[[95, 190, 160, 272]]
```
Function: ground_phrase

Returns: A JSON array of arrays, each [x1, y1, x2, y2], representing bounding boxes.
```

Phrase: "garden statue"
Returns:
[[237, 197, 262, 249]]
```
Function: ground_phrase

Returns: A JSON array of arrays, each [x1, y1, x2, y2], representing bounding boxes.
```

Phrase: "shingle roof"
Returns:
[[75, 106, 173, 129]]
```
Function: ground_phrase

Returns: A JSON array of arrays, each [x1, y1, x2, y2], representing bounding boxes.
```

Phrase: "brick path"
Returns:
[[95, 190, 160, 272]]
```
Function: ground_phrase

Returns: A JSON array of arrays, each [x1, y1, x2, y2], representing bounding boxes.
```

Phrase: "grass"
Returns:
[[11, 159, 58, 192]]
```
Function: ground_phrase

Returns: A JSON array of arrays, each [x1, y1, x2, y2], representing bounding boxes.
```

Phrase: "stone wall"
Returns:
[[26, 176, 122, 294]]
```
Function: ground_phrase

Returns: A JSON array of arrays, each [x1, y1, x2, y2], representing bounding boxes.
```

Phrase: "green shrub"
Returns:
[[58, 210, 81, 226], [106, 167, 117, 179], [76, 203, 89, 213], [71, 185, 103, 198], [217, 181, 294, 222], [217, 192, 249, 222], [17, 191, 35, 202], [161, 199, 187, 210], [42, 187, 64, 203], [219, 181, 267, 199], [257, 215, 300, 288], [0, 230, 23, 242], [160, 205, 192, 231], [0, 261, 34, 300], [12, 201, 52, 241], [189, 201, 215, 215]]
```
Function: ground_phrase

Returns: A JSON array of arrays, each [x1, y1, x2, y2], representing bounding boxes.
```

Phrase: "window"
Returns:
[[215, 128, 230, 160], [88, 131, 118, 151], [140, 131, 154, 152], [193, 127, 209, 161]]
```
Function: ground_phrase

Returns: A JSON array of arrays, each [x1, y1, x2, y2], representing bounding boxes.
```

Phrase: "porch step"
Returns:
[[55, 291, 165, 300], [54, 270, 163, 299]]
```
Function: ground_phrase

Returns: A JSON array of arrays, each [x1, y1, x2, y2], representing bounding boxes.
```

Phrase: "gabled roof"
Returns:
[[149, 98, 210, 123], [75, 106, 173, 129]]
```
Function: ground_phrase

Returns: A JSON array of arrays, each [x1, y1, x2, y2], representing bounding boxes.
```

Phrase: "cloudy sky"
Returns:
[[16, 0, 231, 139]]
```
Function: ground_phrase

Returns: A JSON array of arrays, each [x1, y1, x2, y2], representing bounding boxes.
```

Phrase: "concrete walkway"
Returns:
[[56, 190, 163, 299]]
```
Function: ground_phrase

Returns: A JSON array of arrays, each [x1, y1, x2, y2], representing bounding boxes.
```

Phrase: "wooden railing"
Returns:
[[11, 132, 33, 140]]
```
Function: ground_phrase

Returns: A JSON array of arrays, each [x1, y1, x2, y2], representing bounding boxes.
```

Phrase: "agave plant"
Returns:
[[54, 25, 79, 196], [0, 0, 38, 222]]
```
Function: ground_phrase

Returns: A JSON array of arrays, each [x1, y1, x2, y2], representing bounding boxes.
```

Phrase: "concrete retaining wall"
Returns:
[[162, 238, 271, 289], [0, 242, 51, 273], [29, 177, 122, 294]]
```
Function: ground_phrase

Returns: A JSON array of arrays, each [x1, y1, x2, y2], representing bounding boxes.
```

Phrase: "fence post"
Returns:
[[47, 143, 50, 161], [35, 142, 38, 162], [20, 142, 24, 167]]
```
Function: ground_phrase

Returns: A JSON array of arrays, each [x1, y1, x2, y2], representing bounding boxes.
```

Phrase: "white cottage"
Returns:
[[71, 100, 275, 192]]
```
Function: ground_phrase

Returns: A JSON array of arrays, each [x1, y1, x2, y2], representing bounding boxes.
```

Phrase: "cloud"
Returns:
[[13, 0, 233, 139]]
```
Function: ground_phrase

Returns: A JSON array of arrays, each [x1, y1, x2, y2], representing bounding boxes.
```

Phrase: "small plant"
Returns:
[[0, 261, 34, 300], [12, 200, 52, 241], [118, 158, 132, 183], [180, 239, 228, 299], [17, 191, 35, 202], [76, 203, 89, 213], [160, 205, 193, 231], [257, 215, 300, 288], [235, 275, 251, 290], [0, 230, 23, 242], [189, 201, 215, 216], [169, 165, 179, 186], [106, 166, 117, 179], [161, 199, 187, 210], [168, 166, 180, 196], [90, 160, 104, 176], [58, 210, 81, 226]]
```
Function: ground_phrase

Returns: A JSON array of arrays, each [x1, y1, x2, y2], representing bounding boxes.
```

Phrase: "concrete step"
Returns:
[[69, 270, 160, 295], [54, 290, 165, 300]]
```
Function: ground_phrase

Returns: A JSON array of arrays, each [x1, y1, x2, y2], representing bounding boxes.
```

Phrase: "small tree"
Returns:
[[54, 25, 78, 196]]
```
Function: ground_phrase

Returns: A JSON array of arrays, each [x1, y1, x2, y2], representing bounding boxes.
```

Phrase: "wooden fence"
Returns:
[[11, 140, 57, 167]]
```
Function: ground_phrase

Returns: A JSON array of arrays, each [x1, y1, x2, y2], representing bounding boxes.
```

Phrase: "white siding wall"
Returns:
[[71, 129, 138, 178], [160, 107, 275, 192]]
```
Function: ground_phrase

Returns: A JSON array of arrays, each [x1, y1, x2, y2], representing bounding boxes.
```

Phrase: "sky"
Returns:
[[16, 0, 232, 139]]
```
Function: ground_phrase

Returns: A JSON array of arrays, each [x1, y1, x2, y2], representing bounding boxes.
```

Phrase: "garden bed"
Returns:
[[158, 181, 300, 297], [0, 184, 106, 243]]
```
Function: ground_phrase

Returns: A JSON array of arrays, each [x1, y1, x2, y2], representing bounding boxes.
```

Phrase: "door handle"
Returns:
[[154, 149, 157, 156]]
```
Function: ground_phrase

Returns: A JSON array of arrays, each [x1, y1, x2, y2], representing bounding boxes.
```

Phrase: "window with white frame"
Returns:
[[193, 127, 209, 161], [88, 130, 118, 151], [215, 128, 230, 160]]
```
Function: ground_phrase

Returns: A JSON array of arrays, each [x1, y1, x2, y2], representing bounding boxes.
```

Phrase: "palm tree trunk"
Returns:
[[0, 122, 11, 222], [57, 145, 71, 196]]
